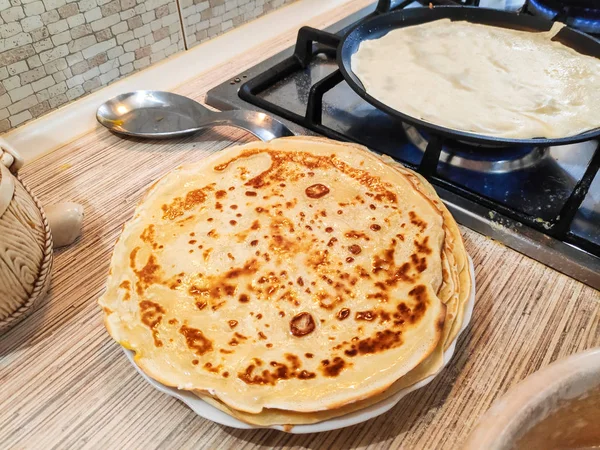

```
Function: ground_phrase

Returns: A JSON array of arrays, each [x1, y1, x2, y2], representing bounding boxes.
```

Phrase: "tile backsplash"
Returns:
[[180, 0, 294, 49], [0, 0, 296, 132]]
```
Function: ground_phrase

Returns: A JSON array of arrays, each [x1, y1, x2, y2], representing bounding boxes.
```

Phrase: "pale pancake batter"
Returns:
[[351, 20, 600, 139]]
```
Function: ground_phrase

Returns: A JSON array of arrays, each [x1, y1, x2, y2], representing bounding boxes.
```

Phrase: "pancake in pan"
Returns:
[[351, 20, 600, 139]]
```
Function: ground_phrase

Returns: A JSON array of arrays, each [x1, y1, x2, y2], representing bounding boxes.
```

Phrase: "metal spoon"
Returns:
[[96, 90, 294, 141]]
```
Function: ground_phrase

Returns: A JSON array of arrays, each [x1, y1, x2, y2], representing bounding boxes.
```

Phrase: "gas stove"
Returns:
[[206, 0, 600, 289]]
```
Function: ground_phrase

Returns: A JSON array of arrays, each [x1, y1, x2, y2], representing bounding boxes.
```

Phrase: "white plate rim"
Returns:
[[123, 256, 476, 433]]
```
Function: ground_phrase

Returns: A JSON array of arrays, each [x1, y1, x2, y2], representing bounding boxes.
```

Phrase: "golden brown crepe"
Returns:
[[187, 139, 472, 426], [351, 20, 600, 139], [99, 136, 471, 422]]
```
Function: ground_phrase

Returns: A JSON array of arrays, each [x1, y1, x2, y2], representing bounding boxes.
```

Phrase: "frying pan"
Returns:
[[337, 6, 600, 147]]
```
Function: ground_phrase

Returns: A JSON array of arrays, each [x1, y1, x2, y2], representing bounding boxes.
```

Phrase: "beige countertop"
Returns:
[[1, 1, 599, 448]]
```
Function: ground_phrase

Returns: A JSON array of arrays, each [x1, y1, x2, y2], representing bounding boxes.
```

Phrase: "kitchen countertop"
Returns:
[[1, 1, 599, 447]]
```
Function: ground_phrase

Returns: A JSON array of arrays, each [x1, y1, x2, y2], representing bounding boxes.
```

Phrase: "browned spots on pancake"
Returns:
[[224, 259, 259, 279], [345, 231, 370, 241], [228, 320, 238, 329], [129, 247, 140, 269], [245, 191, 257, 197], [337, 308, 350, 320], [317, 292, 343, 310], [356, 266, 371, 279], [437, 316, 445, 332], [392, 285, 431, 327], [140, 224, 159, 249], [180, 325, 213, 355], [204, 362, 223, 374], [238, 355, 316, 385], [327, 237, 338, 247], [346, 257, 354, 263], [133, 254, 162, 295], [325, 227, 333, 233], [189, 284, 234, 301], [414, 236, 432, 255], [409, 211, 427, 232], [119, 280, 131, 291], [305, 183, 330, 199], [228, 333, 247, 346], [308, 249, 329, 271], [367, 292, 389, 302], [349, 244, 362, 255], [290, 312, 315, 337], [215, 202, 222, 211], [258, 331, 267, 340], [192, 359, 199, 365], [305, 353, 314, 358], [285, 353, 301, 370], [408, 285, 429, 322], [213, 149, 396, 204], [139, 300, 165, 347], [370, 238, 426, 292], [349, 329, 404, 356], [355, 310, 376, 321], [297, 276, 304, 286], [168, 318, 178, 325], [162, 185, 214, 220], [269, 231, 298, 255], [215, 190, 227, 199], [410, 253, 428, 273], [222, 371, 229, 378], [203, 248, 212, 261], [370, 224, 381, 231], [320, 356, 348, 377], [251, 220, 260, 230], [250, 240, 259, 246], [195, 300, 206, 310]]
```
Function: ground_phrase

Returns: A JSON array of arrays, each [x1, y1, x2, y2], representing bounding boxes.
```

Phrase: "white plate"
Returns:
[[123, 256, 476, 433]]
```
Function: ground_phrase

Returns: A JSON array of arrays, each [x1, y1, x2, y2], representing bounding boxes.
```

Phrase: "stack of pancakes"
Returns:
[[99, 137, 472, 426]]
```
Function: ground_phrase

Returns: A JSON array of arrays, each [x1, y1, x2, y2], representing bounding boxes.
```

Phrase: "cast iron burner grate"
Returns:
[[525, 0, 600, 35], [206, 0, 600, 289]]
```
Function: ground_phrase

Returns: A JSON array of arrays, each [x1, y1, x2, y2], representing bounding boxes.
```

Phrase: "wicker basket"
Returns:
[[0, 142, 53, 334]]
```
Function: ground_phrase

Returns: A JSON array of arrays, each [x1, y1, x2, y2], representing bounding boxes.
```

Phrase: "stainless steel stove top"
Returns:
[[206, 2, 600, 289]]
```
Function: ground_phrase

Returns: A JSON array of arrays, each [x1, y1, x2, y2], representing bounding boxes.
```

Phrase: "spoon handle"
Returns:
[[197, 109, 294, 142]]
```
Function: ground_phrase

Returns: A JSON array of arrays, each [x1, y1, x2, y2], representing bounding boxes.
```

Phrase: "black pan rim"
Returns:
[[336, 5, 600, 147]]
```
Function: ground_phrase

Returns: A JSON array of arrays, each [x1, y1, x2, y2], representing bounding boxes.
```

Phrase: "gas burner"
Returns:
[[403, 125, 548, 173], [526, 0, 600, 34]]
